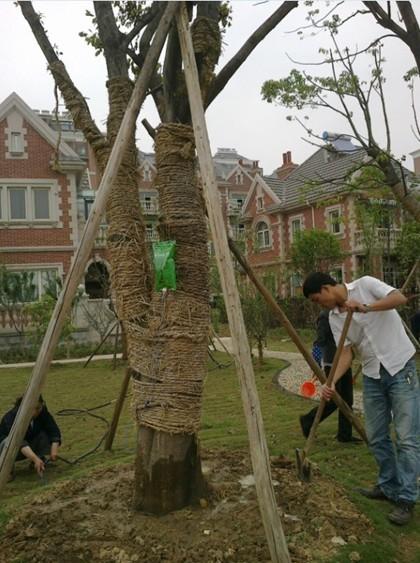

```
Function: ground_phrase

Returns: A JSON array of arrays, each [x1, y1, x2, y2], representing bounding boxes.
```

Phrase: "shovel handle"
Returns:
[[303, 311, 353, 455]]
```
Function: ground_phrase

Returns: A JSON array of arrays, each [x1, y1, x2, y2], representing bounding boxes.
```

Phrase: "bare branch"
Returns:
[[206, 1, 298, 107], [285, 1, 346, 33]]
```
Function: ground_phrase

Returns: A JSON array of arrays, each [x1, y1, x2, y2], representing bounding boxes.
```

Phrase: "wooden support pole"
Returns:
[[104, 367, 133, 451], [176, 6, 291, 563], [0, 2, 179, 495], [228, 238, 368, 443]]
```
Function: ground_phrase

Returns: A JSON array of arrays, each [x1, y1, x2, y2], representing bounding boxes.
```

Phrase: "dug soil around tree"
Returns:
[[1, 449, 372, 563]]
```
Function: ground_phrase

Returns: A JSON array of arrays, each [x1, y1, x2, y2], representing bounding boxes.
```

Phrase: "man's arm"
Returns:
[[321, 345, 353, 401]]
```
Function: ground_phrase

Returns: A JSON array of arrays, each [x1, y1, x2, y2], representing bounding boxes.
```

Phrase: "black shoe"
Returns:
[[299, 415, 310, 438], [356, 485, 390, 501], [388, 501, 414, 526], [337, 436, 363, 444]]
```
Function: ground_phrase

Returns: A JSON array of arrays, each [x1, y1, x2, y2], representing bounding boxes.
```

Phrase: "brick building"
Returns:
[[241, 133, 416, 297], [0, 92, 86, 298]]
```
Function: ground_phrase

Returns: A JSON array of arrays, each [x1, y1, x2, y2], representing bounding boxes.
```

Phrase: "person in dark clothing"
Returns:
[[410, 311, 420, 342], [0, 395, 61, 479], [299, 310, 361, 443]]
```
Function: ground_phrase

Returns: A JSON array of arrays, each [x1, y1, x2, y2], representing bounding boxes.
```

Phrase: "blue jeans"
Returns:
[[363, 358, 419, 504]]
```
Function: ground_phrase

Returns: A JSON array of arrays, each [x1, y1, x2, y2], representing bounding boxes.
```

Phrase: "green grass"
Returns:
[[0, 354, 419, 562]]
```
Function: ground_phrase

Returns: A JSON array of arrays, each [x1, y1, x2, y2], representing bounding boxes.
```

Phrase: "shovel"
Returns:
[[296, 311, 353, 482]]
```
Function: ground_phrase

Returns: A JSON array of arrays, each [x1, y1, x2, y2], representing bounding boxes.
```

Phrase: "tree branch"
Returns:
[[122, 2, 161, 50], [364, 1, 408, 39], [206, 1, 298, 107], [19, 1, 105, 151], [94, 1, 128, 79]]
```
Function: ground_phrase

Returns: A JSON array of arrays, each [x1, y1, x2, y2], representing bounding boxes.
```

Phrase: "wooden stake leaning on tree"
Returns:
[[400, 259, 419, 294], [0, 2, 179, 495], [296, 311, 353, 482], [227, 237, 367, 443], [176, 5, 291, 563], [104, 367, 133, 451]]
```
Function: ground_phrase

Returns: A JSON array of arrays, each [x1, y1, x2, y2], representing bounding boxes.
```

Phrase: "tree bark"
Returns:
[[132, 123, 209, 513]]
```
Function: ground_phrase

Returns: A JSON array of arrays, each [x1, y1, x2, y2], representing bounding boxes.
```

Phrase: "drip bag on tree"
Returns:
[[153, 241, 177, 291]]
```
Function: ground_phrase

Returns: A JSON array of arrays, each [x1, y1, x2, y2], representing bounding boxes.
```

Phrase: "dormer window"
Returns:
[[235, 172, 243, 185], [143, 167, 151, 181], [257, 196, 264, 211]]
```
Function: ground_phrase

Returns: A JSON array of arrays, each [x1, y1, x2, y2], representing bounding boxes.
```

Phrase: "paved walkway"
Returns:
[[213, 336, 363, 413]]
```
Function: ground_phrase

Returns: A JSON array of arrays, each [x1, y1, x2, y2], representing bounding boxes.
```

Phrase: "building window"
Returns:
[[235, 172, 243, 185], [327, 208, 343, 234], [9, 188, 26, 219], [257, 196, 264, 211], [33, 188, 50, 220], [144, 196, 152, 210], [6, 268, 59, 302], [1, 185, 55, 222], [290, 217, 303, 242], [10, 132, 24, 155], [84, 198, 94, 220], [234, 223, 245, 239], [256, 221, 270, 249], [143, 167, 151, 181]]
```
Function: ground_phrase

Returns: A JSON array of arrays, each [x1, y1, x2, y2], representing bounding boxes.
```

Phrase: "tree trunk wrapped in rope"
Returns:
[[132, 123, 209, 514], [104, 77, 153, 338]]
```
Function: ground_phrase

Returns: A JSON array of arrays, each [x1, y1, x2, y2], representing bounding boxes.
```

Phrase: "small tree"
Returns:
[[0, 267, 36, 342], [289, 229, 345, 277], [241, 286, 271, 367], [394, 219, 420, 284], [25, 294, 75, 356]]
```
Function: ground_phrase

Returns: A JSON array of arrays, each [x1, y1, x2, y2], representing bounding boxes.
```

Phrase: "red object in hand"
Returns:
[[300, 380, 316, 398]]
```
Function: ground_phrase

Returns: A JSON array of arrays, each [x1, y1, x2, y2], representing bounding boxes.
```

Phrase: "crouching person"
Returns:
[[0, 395, 61, 480]]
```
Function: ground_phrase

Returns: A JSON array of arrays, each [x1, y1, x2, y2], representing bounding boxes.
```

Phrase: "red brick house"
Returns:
[[241, 134, 410, 296], [0, 92, 86, 298]]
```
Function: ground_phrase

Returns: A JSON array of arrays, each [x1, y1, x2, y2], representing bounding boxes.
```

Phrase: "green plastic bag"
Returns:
[[153, 241, 177, 291]]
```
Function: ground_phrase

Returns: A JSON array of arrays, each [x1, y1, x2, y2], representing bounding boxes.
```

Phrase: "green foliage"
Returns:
[[241, 286, 272, 364], [289, 229, 345, 276], [0, 267, 36, 305], [394, 220, 420, 277], [24, 295, 74, 349]]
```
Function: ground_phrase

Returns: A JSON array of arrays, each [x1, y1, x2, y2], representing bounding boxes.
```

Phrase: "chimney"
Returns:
[[253, 160, 259, 168], [238, 158, 243, 165], [282, 152, 287, 165], [287, 151, 292, 164]]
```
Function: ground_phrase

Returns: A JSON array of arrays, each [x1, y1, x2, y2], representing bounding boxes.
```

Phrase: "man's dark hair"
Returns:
[[302, 272, 337, 298], [14, 394, 44, 409]]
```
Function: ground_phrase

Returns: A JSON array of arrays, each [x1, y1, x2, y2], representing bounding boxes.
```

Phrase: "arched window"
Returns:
[[85, 261, 110, 299], [256, 221, 270, 249]]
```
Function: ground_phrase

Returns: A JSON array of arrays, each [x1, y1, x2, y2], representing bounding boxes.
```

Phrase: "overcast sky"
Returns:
[[1, 1, 418, 174]]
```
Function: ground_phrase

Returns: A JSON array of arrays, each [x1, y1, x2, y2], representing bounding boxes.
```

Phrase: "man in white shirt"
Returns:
[[303, 272, 419, 526]]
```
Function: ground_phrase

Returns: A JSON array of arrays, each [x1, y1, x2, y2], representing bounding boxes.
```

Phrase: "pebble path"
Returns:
[[213, 336, 363, 414]]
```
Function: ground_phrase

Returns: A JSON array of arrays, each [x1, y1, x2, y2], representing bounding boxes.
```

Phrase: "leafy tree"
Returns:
[[289, 229, 345, 276], [394, 219, 420, 281], [241, 287, 271, 367], [25, 294, 74, 354], [261, 24, 420, 221], [19, 1, 297, 514]]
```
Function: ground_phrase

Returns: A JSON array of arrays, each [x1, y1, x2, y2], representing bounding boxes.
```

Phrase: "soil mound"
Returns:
[[1, 449, 372, 563]]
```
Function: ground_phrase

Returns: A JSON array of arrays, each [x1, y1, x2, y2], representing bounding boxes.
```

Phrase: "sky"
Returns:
[[0, 0, 419, 175]]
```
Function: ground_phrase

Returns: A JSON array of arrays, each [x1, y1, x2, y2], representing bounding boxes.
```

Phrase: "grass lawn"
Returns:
[[0, 354, 419, 562]]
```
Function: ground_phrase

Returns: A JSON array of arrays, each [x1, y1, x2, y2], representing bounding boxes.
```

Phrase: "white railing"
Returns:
[[354, 228, 401, 251], [141, 200, 159, 214]]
